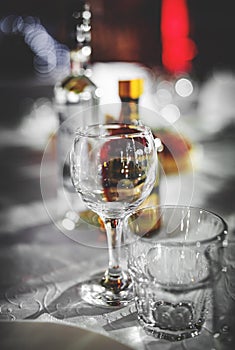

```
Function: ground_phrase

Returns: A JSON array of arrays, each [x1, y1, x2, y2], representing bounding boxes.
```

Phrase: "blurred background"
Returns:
[[1, 0, 235, 131], [1, 0, 235, 78]]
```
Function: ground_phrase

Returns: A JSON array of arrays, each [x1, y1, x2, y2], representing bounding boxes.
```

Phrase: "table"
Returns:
[[1, 74, 235, 350]]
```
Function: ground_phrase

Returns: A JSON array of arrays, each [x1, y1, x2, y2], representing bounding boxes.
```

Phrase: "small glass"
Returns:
[[124, 205, 227, 341]]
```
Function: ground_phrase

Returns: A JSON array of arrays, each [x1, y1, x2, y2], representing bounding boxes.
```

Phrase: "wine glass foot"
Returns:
[[80, 272, 134, 307]]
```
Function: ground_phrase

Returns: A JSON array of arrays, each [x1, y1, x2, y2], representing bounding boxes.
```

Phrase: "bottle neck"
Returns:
[[70, 49, 89, 76], [119, 97, 140, 123]]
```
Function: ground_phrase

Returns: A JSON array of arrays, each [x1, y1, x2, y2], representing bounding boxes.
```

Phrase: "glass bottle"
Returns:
[[54, 1, 100, 228], [118, 79, 161, 209], [118, 79, 144, 124]]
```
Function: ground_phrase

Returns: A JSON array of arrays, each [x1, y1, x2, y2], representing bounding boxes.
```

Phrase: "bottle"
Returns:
[[118, 79, 144, 124], [54, 1, 100, 229], [118, 79, 160, 210]]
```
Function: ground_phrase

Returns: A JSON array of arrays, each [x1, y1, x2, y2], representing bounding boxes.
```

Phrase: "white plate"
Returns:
[[0, 320, 132, 350]]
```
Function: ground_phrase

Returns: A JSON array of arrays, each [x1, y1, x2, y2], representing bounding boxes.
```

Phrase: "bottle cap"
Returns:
[[118, 79, 144, 99]]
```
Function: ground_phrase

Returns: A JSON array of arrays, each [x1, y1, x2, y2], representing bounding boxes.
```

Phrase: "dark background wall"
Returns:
[[188, 0, 235, 80], [0, 0, 235, 81]]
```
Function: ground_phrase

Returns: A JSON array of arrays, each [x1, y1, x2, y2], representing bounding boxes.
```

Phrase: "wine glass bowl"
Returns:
[[70, 123, 158, 306]]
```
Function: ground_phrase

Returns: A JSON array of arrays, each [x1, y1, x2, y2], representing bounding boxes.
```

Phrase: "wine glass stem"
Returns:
[[102, 218, 127, 292], [105, 218, 122, 272]]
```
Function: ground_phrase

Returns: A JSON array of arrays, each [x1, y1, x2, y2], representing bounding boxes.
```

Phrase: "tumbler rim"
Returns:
[[125, 204, 228, 246]]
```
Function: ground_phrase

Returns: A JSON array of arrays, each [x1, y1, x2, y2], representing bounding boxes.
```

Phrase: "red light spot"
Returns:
[[161, 0, 197, 74]]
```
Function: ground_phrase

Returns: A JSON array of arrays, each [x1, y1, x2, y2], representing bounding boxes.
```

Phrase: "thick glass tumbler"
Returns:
[[125, 205, 227, 340]]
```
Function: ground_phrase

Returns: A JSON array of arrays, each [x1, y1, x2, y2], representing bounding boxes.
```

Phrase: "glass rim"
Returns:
[[125, 204, 228, 246], [75, 123, 153, 139]]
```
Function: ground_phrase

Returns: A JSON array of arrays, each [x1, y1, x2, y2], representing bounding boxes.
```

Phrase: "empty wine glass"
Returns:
[[70, 123, 159, 306]]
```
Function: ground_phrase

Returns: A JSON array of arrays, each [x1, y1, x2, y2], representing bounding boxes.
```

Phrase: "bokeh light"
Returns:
[[175, 77, 193, 97], [161, 104, 181, 124], [0, 15, 69, 77]]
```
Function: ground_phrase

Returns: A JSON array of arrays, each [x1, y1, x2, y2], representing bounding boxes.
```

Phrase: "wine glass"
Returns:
[[70, 123, 158, 307]]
